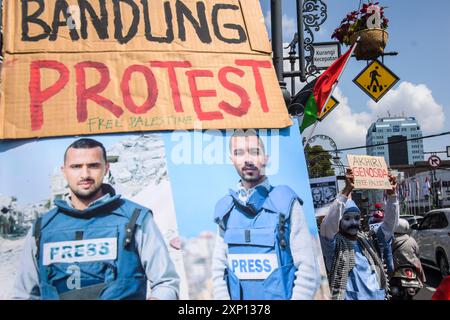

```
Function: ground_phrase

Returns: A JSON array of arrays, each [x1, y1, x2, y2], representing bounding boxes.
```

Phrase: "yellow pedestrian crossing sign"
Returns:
[[318, 96, 339, 121], [353, 60, 400, 102]]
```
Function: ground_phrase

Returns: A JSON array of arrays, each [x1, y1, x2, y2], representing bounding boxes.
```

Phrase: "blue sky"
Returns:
[[260, 0, 450, 162]]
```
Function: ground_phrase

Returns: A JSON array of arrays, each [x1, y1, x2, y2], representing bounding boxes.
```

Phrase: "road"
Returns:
[[413, 266, 442, 300]]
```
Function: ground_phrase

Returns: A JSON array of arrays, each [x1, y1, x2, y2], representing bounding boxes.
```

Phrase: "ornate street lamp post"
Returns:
[[300, 0, 328, 79]]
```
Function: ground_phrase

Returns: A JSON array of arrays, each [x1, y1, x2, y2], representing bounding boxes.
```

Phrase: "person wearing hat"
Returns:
[[392, 218, 425, 284], [320, 169, 399, 300]]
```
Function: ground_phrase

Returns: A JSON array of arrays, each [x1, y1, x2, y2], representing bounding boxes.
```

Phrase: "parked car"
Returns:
[[410, 209, 450, 278], [400, 215, 424, 227]]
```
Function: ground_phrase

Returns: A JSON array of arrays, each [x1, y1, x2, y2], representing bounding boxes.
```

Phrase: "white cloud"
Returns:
[[302, 82, 446, 149], [367, 82, 445, 133], [264, 10, 271, 34]]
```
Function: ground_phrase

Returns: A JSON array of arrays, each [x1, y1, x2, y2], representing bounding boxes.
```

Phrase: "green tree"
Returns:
[[305, 145, 335, 178]]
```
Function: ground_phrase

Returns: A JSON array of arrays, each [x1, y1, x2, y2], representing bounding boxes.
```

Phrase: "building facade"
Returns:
[[366, 116, 424, 166]]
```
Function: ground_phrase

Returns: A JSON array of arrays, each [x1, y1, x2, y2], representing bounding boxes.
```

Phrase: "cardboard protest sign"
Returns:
[[347, 154, 391, 189], [0, 0, 291, 139]]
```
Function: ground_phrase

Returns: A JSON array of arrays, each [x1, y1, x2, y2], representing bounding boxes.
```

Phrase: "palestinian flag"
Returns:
[[296, 44, 356, 133]]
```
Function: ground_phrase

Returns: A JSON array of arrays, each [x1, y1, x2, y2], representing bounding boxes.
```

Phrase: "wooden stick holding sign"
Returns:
[[347, 155, 391, 189]]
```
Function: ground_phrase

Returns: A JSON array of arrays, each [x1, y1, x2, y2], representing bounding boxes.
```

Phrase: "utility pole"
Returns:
[[270, 0, 290, 106], [432, 169, 439, 208], [428, 171, 433, 211]]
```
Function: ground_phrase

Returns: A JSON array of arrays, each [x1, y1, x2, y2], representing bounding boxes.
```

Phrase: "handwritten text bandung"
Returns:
[[21, 0, 247, 45]]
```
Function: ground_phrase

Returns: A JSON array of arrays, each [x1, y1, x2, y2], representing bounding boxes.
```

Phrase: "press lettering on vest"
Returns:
[[239, 259, 247, 273], [228, 254, 278, 280], [75, 244, 84, 257], [247, 259, 255, 272], [263, 259, 272, 272], [254, 259, 263, 272], [231, 259, 238, 271], [99, 242, 110, 255], [62, 246, 73, 259], [50, 247, 60, 260], [43, 238, 117, 265], [87, 243, 96, 256]]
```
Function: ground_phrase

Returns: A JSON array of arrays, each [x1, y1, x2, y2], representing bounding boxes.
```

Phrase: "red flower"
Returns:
[[331, 1, 388, 45]]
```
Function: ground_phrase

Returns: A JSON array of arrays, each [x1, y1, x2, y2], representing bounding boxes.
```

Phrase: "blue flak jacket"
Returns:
[[34, 194, 149, 300], [214, 185, 302, 300]]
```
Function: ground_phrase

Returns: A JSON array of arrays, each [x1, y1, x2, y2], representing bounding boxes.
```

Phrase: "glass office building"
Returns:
[[366, 116, 424, 166]]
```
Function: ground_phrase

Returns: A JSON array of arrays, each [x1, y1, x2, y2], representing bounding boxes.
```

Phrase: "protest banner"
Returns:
[[0, 0, 291, 139], [347, 154, 391, 189]]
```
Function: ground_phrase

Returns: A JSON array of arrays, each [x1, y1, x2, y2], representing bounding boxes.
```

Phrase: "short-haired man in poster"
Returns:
[[12, 138, 179, 300], [212, 129, 321, 300]]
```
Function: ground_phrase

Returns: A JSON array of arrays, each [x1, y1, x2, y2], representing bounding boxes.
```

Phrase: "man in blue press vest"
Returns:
[[212, 129, 321, 300], [12, 138, 179, 300], [320, 169, 399, 300]]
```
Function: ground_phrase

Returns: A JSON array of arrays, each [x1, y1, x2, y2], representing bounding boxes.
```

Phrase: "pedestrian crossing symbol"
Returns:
[[318, 96, 339, 121], [353, 60, 400, 102]]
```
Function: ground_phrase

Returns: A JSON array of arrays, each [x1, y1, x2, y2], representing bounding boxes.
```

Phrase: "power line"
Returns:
[[307, 131, 450, 154]]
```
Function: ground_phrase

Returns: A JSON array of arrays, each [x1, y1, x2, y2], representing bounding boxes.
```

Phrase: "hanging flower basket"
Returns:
[[331, 2, 389, 61], [350, 28, 388, 60]]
